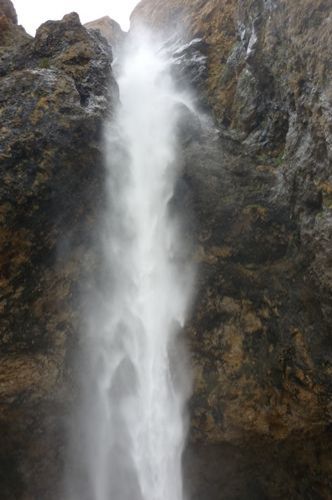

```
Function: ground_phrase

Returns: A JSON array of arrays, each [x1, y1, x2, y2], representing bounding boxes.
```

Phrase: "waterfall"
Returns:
[[67, 30, 194, 500]]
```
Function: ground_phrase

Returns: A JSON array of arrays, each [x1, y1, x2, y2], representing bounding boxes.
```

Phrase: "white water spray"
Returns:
[[68, 30, 194, 500]]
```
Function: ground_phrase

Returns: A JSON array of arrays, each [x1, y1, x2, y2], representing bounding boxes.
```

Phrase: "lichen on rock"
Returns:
[[0, 9, 118, 499], [1, 0, 332, 498], [132, 0, 332, 498]]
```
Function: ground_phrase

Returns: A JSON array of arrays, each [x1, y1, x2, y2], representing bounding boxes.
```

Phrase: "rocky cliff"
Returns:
[[85, 16, 126, 54], [132, 1, 332, 498], [1, 0, 332, 498], [0, 2, 118, 497], [0, 0, 17, 23]]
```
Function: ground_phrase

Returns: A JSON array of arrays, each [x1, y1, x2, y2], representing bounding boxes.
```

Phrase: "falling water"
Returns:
[[67, 30, 194, 500]]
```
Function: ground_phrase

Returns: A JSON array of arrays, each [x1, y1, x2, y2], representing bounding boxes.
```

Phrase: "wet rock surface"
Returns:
[[0, 0, 331, 498], [0, 8, 117, 499], [132, 0, 332, 498], [177, 125, 332, 498], [168, 37, 209, 105]]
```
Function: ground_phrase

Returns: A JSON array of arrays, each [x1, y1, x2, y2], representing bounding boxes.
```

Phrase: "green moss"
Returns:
[[256, 152, 284, 167], [323, 194, 332, 209], [256, 152, 270, 164], [39, 58, 50, 69], [273, 153, 284, 167]]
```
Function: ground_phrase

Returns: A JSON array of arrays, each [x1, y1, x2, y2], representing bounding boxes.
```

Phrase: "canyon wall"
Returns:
[[0, 0, 331, 498], [132, 1, 332, 498], [0, 2, 118, 497]]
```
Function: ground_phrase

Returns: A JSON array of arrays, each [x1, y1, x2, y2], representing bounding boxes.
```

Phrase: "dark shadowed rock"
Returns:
[[133, 0, 332, 498], [0, 10, 118, 500], [175, 102, 202, 145], [169, 37, 209, 101], [1, 0, 332, 498]]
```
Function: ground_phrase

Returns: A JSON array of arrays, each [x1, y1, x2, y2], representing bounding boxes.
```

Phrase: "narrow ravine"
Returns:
[[68, 30, 194, 500]]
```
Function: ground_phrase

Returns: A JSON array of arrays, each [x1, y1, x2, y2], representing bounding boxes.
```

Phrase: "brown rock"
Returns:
[[1, 0, 331, 498], [0, 9, 118, 499], [133, 0, 332, 497], [0, 0, 17, 24], [85, 16, 126, 53], [0, 0, 26, 46]]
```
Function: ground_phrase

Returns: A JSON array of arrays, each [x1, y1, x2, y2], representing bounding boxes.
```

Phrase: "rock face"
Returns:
[[132, 0, 332, 498], [0, 10, 117, 499], [85, 16, 126, 54], [0, 0, 17, 23], [0, 0, 22, 45], [1, 0, 332, 498]]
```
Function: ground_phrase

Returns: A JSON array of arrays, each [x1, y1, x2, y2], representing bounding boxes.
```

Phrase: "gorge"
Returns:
[[0, 0, 332, 499]]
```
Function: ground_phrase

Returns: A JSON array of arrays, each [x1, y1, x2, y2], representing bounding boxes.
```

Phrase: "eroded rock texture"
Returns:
[[132, 0, 332, 498], [0, 5, 117, 498], [1, 0, 332, 498]]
